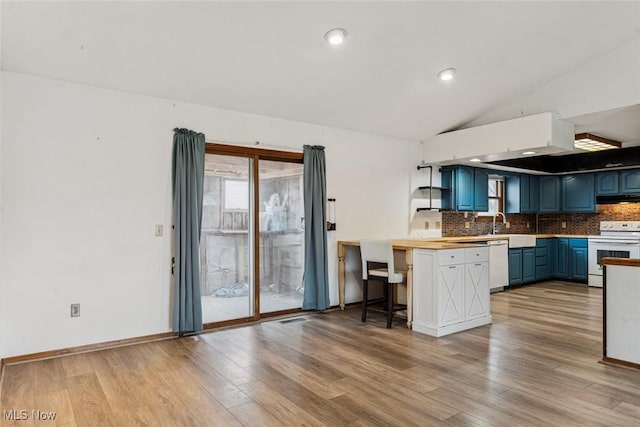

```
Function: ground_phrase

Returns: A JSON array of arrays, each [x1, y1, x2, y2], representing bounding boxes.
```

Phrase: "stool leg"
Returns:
[[361, 279, 368, 322], [387, 282, 393, 328]]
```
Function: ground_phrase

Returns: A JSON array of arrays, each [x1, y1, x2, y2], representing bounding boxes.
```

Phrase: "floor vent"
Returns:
[[279, 317, 308, 324]]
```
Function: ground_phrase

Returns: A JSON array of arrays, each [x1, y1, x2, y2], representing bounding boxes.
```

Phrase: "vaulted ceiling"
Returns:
[[2, 1, 640, 141]]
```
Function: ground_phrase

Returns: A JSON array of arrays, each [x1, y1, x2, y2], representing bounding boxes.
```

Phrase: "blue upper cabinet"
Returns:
[[473, 168, 489, 212], [455, 166, 474, 211], [519, 175, 530, 213], [442, 166, 489, 212], [620, 169, 640, 194], [539, 176, 561, 212], [562, 173, 595, 212], [596, 171, 619, 195], [505, 174, 538, 213], [529, 176, 539, 212], [505, 175, 521, 214]]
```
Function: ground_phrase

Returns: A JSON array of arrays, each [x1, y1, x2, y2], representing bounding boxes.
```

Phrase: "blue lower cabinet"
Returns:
[[547, 239, 554, 277], [509, 247, 536, 285], [569, 238, 588, 282], [522, 248, 535, 283], [509, 249, 523, 285], [535, 238, 549, 281], [555, 238, 569, 279]]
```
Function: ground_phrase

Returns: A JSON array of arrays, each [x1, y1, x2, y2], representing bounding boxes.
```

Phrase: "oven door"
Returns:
[[588, 240, 640, 276]]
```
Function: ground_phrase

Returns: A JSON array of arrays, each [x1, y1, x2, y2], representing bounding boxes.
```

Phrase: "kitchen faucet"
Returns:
[[492, 212, 506, 235]]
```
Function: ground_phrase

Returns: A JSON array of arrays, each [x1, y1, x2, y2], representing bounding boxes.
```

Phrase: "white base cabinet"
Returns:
[[413, 247, 492, 337]]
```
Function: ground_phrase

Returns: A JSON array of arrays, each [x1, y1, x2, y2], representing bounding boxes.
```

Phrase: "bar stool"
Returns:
[[360, 240, 407, 328]]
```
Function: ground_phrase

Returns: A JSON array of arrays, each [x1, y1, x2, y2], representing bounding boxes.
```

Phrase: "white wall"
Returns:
[[0, 72, 419, 358], [465, 37, 640, 128], [0, 4, 4, 360]]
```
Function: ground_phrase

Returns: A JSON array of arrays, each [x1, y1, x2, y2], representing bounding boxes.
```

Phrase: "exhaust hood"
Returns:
[[486, 145, 640, 173], [422, 112, 575, 164], [596, 194, 640, 205]]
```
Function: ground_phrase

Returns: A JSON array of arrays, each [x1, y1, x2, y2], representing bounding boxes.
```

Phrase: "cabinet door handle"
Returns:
[[449, 266, 456, 269], [475, 263, 482, 266]]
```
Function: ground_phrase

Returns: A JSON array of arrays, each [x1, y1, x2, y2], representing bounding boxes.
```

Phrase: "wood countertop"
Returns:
[[534, 234, 590, 238], [602, 257, 640, 267], [338, 239, 486, 250], [339, 234, 590, 250]]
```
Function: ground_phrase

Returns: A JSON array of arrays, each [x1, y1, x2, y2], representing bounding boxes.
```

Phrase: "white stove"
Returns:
[[588, 221, 640, 287]]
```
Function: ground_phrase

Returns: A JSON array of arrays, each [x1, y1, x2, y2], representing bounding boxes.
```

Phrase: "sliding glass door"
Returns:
[[200, 145, 304, 326], [200, 154, 255, 324], [258, 160, 304, 314]]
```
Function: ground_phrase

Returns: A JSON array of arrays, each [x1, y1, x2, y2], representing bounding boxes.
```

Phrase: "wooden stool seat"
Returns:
[[360, 240, 407, 328]]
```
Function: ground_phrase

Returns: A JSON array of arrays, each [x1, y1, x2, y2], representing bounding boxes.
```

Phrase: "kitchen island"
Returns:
[[602, 257, 640, 369], [338, 238, 495, 335]]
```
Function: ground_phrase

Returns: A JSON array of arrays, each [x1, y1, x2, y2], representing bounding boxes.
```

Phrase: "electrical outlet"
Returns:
[[465, 221, 470, 229], [526, 222, 530, 228], [505, 222, 511, 229], [155, 224, 163, 237], [435, 221, 441, 229], [71, 303, 80, 318], [562, 221, 567, 229], [424, 221, 429, 230], [464, 212, 468, 218]]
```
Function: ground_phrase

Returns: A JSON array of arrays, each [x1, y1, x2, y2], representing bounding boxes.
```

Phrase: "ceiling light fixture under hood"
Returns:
[[574, 133, 621, 152]]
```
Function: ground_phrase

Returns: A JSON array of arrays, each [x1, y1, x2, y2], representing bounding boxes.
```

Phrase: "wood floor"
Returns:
[[3, 281, 640, 426]]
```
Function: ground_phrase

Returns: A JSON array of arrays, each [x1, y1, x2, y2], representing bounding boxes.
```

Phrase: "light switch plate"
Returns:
[[155, 224, 163, 236]]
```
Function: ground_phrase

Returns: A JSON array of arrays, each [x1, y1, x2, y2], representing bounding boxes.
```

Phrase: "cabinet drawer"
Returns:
[[438, 249, 466, 266], [464, 247, 489, 263], [536, 255, 548, 267]]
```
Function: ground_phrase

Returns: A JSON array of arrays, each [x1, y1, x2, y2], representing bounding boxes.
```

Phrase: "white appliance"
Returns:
[[588, 221, 640, 287], [488, 239, 509, 292]]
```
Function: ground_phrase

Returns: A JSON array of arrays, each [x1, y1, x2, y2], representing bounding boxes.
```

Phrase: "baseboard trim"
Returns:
[[601, 356, 640, 370], [1, 331, 177, 366], [0, 358, 5, 402], [413, 315, 493, 337]]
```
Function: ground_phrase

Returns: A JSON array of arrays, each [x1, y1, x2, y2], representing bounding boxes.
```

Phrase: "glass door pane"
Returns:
[[258, 160, 304, 313], [200, 154, 255, 323]]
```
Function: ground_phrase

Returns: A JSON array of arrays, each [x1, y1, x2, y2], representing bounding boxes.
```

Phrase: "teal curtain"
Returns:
[[302, 145, 330, 310], [172, 128, 205, 333]]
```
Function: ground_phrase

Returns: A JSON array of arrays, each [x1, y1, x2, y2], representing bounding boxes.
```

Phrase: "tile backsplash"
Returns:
[[442, 203, 640, 236]]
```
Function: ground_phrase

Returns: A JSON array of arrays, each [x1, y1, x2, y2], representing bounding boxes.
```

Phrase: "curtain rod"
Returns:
[[206, 138, 302, 152]]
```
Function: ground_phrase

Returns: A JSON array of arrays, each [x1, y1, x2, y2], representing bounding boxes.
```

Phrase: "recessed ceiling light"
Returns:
[[325, 28, 347, 45], [438, 68, 456, 81], [523, 151, 536, 155], [470, 158, 481, 162]]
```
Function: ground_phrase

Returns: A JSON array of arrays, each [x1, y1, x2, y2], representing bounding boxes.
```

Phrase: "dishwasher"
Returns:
[[488, 239, 509, 292]]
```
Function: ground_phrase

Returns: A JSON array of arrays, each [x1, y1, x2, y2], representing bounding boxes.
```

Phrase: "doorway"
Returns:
[[200, 144, 304, 327]]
